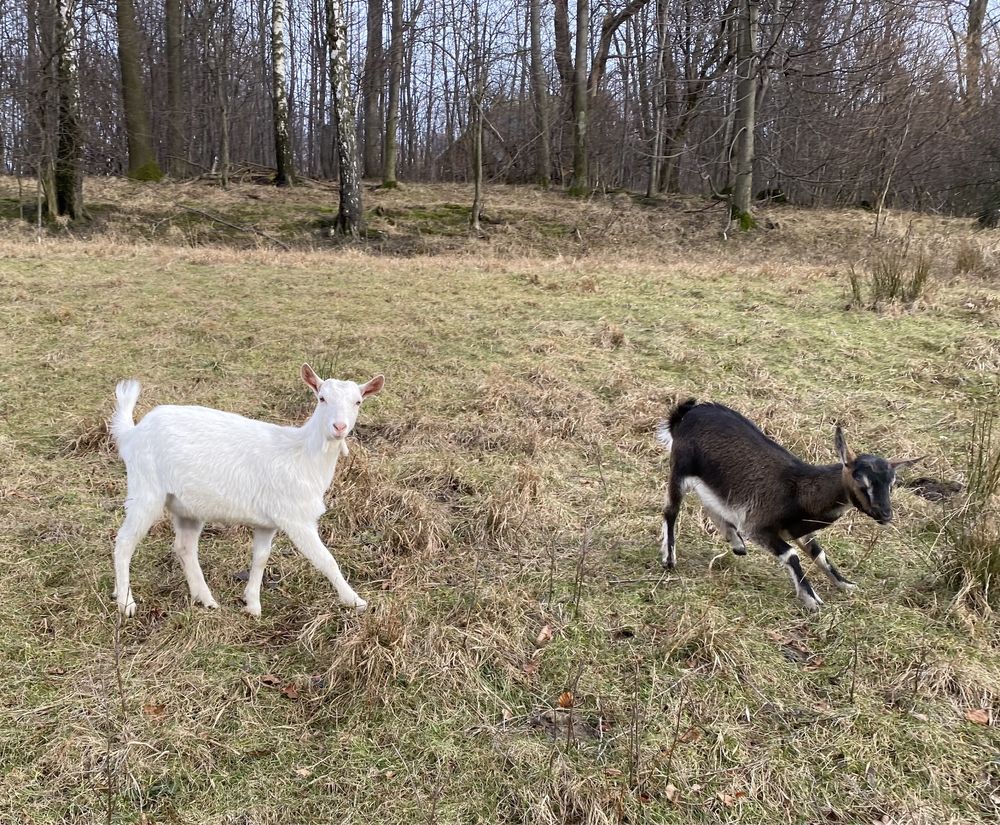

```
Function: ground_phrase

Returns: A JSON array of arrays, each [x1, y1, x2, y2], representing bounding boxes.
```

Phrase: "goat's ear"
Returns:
[[835, 426, 856, 465], [890, 456, 924, 471], [361, 374, 385, 399], [301, 363, 322, 395]]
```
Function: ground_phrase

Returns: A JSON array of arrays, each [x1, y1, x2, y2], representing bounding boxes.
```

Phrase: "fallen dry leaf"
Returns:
[[535, 624, 553, 647], [964, 707, 990, 726], [281, 683, 300, 700], [558, 691, 575, 708], [522, 659, 540, 678], [501, 706, 514, 722], [142, 701, 166, 719], [665, 783, 680, 804], [678, 726, 702, 744], [294, 767, 312, 778], [260, 673, 282, 688]]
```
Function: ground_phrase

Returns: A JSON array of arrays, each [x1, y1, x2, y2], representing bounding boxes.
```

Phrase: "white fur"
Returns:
[[655, 421, 673, 451], [685, 478, 747, 535], [110, 366, 384, 618]]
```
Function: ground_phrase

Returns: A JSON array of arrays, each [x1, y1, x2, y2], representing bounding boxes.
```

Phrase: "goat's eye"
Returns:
[[355, 400, 362, 406], [319, 396, 326, 403]]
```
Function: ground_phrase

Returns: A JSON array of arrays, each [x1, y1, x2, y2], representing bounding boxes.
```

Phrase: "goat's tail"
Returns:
[[111, 379, 142, 445], [656, 397, 698, 452]]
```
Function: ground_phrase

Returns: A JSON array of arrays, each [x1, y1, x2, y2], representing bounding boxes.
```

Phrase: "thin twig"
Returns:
[[177, 204, 291, 250]]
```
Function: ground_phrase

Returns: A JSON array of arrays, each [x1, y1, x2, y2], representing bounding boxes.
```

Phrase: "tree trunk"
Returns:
[[588, 0, 650, 99], [529, 0, 550, 186], [116, 0, 161, 180], [325, 0, 363, 236], [271, 0, 294, 185], [731, 0, 758, 229], [965, 0, 986, 106], [362, 0, 384, 176], [165, 0, 185, 176], [568, 0, 589, 196], [382, 0, 402, 186], [54, 0, 84, 218]]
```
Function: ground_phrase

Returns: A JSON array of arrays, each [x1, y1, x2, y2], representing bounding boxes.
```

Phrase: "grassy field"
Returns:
[[1, 177, 998, 824]]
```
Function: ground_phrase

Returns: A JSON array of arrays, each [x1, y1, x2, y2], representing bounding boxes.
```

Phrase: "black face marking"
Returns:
[[851, 455, 896, 523]]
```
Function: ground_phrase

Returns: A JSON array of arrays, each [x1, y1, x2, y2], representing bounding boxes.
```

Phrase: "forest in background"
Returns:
[[0, 0, 998, 229]]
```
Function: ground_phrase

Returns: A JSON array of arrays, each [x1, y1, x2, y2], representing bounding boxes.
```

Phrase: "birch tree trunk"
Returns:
[[165, 0, 185, 176], [382, 0, 403, 187], [271, 0, 294, 185], [325, 0, 363, 235], [361, 0, 383, 176], [731, 0, 758, 229], [528, 0, 550, 186], [116, 0, 161, 180], [54, 0, 84, 218], [568, 0, 589, 196]]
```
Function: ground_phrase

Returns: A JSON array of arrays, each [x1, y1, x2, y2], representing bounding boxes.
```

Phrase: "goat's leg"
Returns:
[[704, 507, 747, 556], [171, 516, 218, 609], [800, 534, 857, 593], [762, 532, 823, 611], [283, 523, 367, 613], [243, 527, 277, 617], [660, 474, 684, 569], [112, 497, 162, 617]]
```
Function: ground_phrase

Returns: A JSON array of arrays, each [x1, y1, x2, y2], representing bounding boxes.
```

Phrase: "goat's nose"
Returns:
[[332, 422, 348, 436]]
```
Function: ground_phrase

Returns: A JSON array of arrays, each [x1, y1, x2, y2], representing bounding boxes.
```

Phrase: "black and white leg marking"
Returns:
[[660, 475, 684, 569], [801, 534, 857, 593], [765, 533, 823, 611]]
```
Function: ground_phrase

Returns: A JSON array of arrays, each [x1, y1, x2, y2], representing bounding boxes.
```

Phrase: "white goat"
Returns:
[[110, 364, 384, 618]]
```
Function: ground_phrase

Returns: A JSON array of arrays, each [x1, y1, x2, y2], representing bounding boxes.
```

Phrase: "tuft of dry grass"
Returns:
[[939, 400, 1000, 614]]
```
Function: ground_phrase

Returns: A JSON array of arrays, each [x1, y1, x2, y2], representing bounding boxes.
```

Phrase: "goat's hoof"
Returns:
[[195, 596, 219, 610], [118, 601, 137, 618], [351, 598, 368, 614], [800, 594, 823, 612], [838, 581, 859, 594], [732, 545, 748, 556], [243, 602, 262, 618], [660, 557, 675, 570]]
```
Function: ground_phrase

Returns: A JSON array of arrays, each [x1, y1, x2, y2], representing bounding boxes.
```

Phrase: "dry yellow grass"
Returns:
[[0, 177, 998, 824]]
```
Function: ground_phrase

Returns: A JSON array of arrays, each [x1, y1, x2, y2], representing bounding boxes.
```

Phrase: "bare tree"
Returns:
[[54, 0, 83, 218], [165, 0, 185, 176], [568, 0, 589, 196], [272, 0, 294, 185], [325, 0, 363, 235], [528, 0, 550, 186], [730, 0, 758, 229], [362, 0, 384, 176], [116, 0, 161, 180]]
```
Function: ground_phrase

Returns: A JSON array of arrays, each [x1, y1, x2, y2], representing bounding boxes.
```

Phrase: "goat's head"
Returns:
[[835, 426, 921, 525], [301, 363, 384, 444]]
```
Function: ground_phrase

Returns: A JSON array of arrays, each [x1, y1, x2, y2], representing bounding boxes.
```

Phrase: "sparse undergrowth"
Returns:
[[0, 180, 998, 824]]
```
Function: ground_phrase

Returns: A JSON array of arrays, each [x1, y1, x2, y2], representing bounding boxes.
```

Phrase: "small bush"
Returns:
[[940, 401, 1000, 613], [953, 240, 984, 276], [849, 235, 931, 309]]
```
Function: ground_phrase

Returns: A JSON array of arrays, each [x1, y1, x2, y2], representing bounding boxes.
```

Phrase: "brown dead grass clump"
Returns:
[[60, 416, 114, 456], [328, 444, 449, 563]]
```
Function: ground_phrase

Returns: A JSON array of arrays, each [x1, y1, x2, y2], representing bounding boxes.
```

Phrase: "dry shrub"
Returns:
[[305, 601, 412, 700], [952, 239, 985, 276], [849, 235, 932, 309], [939, 401, 1000, 614], [61, 416, 114, 455], [476, 367, 601, 442], [596, 321, 626, 349], [472, 464, 542, 549], [328, 444, 449, 561]]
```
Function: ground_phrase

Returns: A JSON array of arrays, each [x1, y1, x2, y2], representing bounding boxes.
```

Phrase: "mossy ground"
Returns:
[[0, 176, 998, 824]]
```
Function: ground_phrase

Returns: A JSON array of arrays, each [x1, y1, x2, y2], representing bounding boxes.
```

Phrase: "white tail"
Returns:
[[111, 379, 141, 444], [655, 421, 673, 451]]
